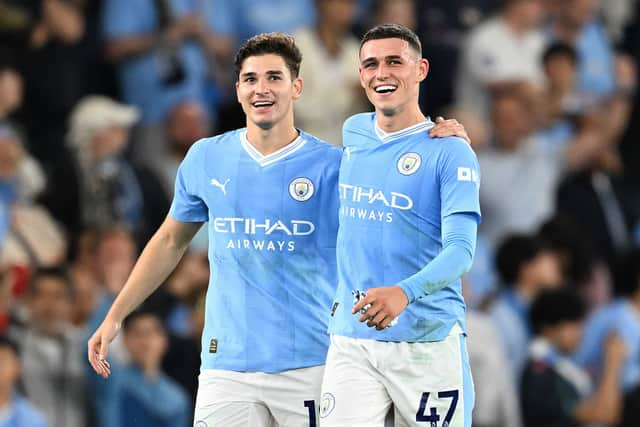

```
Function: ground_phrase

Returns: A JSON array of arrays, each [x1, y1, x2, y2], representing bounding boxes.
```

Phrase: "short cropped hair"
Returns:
[[234, 32, 303, 79], [122, 307, 165, 333], [495, 235, 545, 285], [28, 266, 74, 297], [360, 24, 422, 55], [530, 288, 587, 334], [542, 42, 578, 66]]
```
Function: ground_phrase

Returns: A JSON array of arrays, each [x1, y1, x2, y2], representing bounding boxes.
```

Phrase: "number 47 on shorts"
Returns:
[[415, 390, 459, 426]]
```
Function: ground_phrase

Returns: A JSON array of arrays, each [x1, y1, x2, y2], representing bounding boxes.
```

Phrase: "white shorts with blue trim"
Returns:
[[193, 365, 324, 427], [320, 324, 474, 427]]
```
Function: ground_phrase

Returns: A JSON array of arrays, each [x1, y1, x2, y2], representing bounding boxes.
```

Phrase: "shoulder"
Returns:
[[467, 17, 502, 45], [342, 113, 375, 145], [299, 131, 342, 163], [14, 394, 48, 425], [184, 130, 240, 160], [432, 136, 478, 164]]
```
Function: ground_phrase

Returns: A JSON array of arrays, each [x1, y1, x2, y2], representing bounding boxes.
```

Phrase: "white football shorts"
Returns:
[[320, 324, 474, 427], [193, 365, 324, 427]]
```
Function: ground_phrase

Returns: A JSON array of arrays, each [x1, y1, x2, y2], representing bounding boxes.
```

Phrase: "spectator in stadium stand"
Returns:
[[101, 0, 230, 170], [547, 0, 636, 149], [0, 58, 22, 126], [14, 267, 87, 427], [521, 288, 626, 427], [465, 309, 523, 427], [415, 0, 502, 113], [293, 0, 368, 147], [0, 335, 49, 427], [0, 0, 88, 172], [157, 100, 211, 198], [477, 89, 563, 246], [84, 227, 139, 426], [97, 309, 190, 427], [489, 234, 563, 380], [456, 0, 548, 119], [39, 96, 169, 249], [575, 249, 640, 395]]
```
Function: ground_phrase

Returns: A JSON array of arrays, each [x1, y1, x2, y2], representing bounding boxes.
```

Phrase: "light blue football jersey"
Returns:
[[328, 113, 481, 342], [170, 129, 341, 372]]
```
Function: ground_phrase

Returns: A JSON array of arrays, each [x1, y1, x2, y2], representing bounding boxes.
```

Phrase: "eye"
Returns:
[[363, 62, 376, 69], [389, 59, 401, 65], [269, 75, 282, 81], [244, 77, 256, 83]]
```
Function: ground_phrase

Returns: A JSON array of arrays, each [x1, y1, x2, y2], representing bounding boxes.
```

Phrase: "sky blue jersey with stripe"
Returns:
[[328, 113, 481, 342], [170, 129, 341, 372]]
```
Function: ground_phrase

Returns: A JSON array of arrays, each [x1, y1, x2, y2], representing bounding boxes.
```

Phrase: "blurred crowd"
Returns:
[[0, 0, 639, 426]]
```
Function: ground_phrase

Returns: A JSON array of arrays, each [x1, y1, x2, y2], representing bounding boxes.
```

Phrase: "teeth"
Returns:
[[253, 101, 273, 107], [375, 85, 397, 93]]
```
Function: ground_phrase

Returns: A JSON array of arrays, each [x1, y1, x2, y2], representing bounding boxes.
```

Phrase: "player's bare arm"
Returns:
[[87, 216, 202, 378]]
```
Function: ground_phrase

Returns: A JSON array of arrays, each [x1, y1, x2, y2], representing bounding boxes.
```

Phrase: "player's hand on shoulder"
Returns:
[[352, 286, 409, 331], [87, 317, 121, 379], [429, 116, 471, 144]]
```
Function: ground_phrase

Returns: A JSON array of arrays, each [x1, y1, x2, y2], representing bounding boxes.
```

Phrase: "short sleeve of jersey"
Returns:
[[169, 140, 208, 222], [438, 138, 481, 221]]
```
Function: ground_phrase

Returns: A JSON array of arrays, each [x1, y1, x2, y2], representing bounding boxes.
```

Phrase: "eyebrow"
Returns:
[[361, 55, 404, 64], [240, 70, 285, 78]]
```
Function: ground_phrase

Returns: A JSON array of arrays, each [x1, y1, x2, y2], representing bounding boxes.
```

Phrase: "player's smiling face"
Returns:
[[236, 54, 302, 130], [359, 38, 428, 117]]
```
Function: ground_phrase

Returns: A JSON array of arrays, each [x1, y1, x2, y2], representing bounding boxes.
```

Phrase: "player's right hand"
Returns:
[[87, 317, 121, 379]]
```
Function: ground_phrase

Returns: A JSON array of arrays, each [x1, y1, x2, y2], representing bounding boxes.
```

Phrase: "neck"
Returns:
[[376, 104, 426, 133], [245, 116, 299, 156], [554, 19, 580, 42], [0, 386, 11, 408], [502, 9, 529, 36], [317, 24, 342, 57]]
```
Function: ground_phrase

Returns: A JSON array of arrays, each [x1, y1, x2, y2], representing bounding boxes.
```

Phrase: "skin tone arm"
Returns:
[[573, 334, 626, 426], [31, 0, 84, 47], [87, 216, 202, 378]]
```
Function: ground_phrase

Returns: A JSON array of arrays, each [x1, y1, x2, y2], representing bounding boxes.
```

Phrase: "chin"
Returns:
[[251, 118, 275, 130], [378, 106, 399, 117]]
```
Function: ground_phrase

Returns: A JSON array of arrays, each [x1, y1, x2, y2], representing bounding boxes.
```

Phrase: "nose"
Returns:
[[375, 63, 390, 80], [255, 77, 269, 95]]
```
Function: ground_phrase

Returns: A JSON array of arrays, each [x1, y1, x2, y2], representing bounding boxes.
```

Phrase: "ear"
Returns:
[[235, 80, 241, 104], [359, 66, 367, 89], [292, 77, 303, 100], [417, 58, 429, 82]]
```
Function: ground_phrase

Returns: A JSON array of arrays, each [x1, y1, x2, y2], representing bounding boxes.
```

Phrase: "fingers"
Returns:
[[366, 310, 388, 329], [88, 334, 112, 379]]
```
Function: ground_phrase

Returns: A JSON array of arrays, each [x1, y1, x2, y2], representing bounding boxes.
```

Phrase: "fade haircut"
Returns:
[[234, 32, 303, 79], [360, 24, 422, 56]]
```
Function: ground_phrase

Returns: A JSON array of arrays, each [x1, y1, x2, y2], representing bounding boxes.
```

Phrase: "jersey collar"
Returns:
[[240, 130, 307, 167], [374, 117, 434, 143]]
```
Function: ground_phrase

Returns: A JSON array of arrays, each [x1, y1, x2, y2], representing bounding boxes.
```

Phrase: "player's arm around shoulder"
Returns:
[[429, 116, 472, 144], [87, 216, 202, 378]]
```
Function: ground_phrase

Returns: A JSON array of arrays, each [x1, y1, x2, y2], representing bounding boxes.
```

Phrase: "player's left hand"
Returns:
[[353, 286, 409, 330], [430, 116, 471, 144]]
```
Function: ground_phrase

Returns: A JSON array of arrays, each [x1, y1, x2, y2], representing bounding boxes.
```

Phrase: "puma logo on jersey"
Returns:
[[210, 178, 231, 195]]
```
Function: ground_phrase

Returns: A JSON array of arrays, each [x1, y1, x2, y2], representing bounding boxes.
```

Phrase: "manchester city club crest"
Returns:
[[397, 152, 422, 175], [319, 393, 336, 418], [194, 421, 208, 427], [289, 177, 315, 201]]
